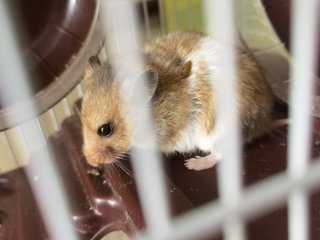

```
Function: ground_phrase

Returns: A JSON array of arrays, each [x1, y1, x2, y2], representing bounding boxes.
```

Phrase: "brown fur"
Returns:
[[193, 60, 215, 134], [236, 50, 274, 141], [144, 33, 273, 145], [144, 31, 203, 60]]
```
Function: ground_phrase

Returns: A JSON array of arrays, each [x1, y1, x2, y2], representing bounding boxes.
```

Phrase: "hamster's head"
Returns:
[[81, 56, 133, 167], [80, 55, 191, 166]]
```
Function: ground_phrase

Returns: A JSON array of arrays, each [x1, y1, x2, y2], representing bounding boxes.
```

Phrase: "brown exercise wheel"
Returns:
[[0, 0, 103, 129]]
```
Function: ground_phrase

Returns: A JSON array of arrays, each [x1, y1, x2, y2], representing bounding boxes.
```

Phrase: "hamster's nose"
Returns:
[[83, 145, 110, 167]]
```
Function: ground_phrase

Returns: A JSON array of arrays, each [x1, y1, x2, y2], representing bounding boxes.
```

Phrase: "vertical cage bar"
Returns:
[[288, 0, 318, 180], [0, 2, 78, 239], [66, 86, 82, 114], [204, 0, 245, 239], [52, 99, 71, 127], [20, 118, 47, 154], [48, 108, 60, 132], [142, 0, 151, 39], [0, 132, 19, 172], [288, 190, 309, 240], [172, 0, 180, 31], [62, 97, 72, 116], [76, 83, 84, 96], [101, 1, 171, 239], [39, 111, 60, 139], [157, 0, 166, 34], [287, 0, 319, 240], [186, 0, 194, 29], [5, 127, 30, 167]]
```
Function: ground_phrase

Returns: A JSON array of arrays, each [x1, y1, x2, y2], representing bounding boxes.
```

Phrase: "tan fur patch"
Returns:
[[193, 61, 215, 133], [236, 50, 274, 141], [144, 31, 203, 53], [152, 75, 191, 151], [81, 70, 132, 166]]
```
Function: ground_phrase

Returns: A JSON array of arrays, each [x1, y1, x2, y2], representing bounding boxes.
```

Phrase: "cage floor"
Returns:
[[1, 101, 320, 240]]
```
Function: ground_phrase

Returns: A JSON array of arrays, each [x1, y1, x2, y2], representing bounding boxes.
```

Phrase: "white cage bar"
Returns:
[[288, 0, 320, 240], [204, 0, 244, 240]]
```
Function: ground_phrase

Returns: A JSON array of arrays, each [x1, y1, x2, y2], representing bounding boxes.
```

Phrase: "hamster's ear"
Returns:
[[182, 60, 192, 77], [142, 70, 159, 101], [83, 56, 101, 88], [88, 56, 101, 66]]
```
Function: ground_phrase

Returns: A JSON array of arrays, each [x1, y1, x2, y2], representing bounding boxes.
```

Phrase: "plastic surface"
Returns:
[[1, 101, 320, 240]]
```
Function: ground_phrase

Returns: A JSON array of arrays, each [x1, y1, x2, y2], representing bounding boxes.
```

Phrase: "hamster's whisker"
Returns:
[[113, 157, 132, 177], [111, 159, 123, 175], [109, 161, 119, 175], [115, 161, 131, 177], [116, 153, 128, 162]]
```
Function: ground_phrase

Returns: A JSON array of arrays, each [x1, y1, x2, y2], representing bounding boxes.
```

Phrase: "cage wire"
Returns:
[[0, 0, 320, 240], [287, 0, 319, 239]]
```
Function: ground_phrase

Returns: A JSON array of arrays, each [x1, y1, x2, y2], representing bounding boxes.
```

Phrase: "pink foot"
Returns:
[[184, 154, 219, 171]]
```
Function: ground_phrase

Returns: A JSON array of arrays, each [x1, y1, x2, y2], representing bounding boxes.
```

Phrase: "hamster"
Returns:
[[81, 31, 275, 171]]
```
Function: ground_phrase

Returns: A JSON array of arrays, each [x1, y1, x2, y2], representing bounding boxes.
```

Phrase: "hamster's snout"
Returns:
[[83, 143, 116, 167]]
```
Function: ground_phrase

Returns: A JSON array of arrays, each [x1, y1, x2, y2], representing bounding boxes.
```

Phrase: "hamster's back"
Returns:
[[143, 32, 204, 151], [143, 31, 274, 150]]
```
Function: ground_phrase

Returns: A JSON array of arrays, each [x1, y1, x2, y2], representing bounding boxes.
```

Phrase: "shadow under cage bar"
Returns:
[[288, 0, 320, 240], [0, 2, 78, 240]]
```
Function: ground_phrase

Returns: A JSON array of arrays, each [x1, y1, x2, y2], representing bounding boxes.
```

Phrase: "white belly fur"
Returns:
[[170, 36, 225, 154], [172, 120, 224, 153]]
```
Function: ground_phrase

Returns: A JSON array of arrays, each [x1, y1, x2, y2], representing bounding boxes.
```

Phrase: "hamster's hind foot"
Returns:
[[184, 154, 218, 171]]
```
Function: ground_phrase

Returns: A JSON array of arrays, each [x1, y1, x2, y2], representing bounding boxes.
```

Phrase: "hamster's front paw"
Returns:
[[184, 154, 218, 171]]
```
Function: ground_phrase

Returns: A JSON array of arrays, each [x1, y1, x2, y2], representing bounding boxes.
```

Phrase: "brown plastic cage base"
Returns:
[[1, 100, 320, 240]]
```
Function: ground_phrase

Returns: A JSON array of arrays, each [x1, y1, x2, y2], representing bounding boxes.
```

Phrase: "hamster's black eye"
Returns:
[[97, 123, 113, 137]]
